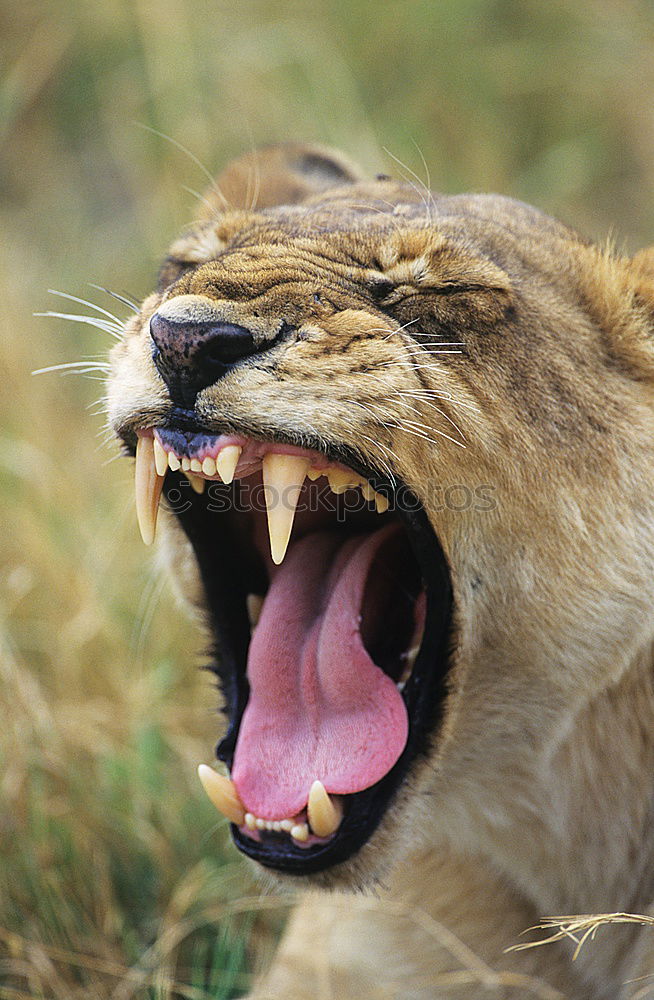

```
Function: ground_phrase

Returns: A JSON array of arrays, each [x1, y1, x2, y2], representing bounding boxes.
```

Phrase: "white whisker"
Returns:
[[136, 123, 230, 210], [383, 146, 437, 228], [89, 281, 139, 313], [46, 288, 124, 326], [381, 319, 420, 341], [381, 360, 463, 377], [340, 201, 409, 240], [380, 355, 464, 366], [101, 450, 125, 468], [34, 310, 124, 340], [401, 342, 465, 349], [33, 359, 111, 376], [393, 388, 480, 417], [351, 398, 466, 450], [398, 407, 467, 444], [398, 421, 465, 449], [88, 283, 140, 314], [181, 185, 216, 214]]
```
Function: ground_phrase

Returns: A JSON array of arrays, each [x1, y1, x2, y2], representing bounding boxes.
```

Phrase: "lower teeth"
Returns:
[[245, 812, 309, 841]]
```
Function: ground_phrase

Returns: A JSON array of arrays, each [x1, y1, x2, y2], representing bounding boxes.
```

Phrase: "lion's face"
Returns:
[[108, 144, 654, 887]]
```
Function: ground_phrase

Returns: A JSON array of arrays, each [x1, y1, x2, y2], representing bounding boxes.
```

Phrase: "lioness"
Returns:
[[108, 143, 654, 998]]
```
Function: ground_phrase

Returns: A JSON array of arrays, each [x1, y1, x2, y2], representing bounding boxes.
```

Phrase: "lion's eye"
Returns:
[[157, 257, 195, 291], [368, 278, 395, 301]]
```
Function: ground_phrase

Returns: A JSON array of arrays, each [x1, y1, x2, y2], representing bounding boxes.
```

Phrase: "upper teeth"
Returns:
[[215, 444, 241, 484], [135, 434, 390, 555], [153, 437, 168, 477], [134, 436, 165, 546], [262, 453, 311, 565]]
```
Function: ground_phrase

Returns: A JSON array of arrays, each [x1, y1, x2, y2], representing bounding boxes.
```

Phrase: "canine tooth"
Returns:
[[361, 481, 375, 502], [185, 472, 205, 494], [202, 456, 217, 476], [262, 453, 310, 565], [246, 594, 264, 629], [153, 437, 168, 477], [197, 765, 246, 826], [135, 436, 164, 546], [290, 823, 309, 842], [168, 451, 181, 472], [190, 458, 202, 473], [375, 492, 390, 514], [307, 780, 343, 837], [181, 456, 191, 471], [280, 819, 294, 832], [245, 812, 256, 830], [215, 445, 241, 484]]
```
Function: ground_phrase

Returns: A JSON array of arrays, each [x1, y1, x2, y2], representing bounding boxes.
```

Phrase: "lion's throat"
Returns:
[[231, 526, 409, 819]]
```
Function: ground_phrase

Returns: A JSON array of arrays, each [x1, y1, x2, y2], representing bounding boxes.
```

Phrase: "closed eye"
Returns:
[[157, 257, 197, 291]]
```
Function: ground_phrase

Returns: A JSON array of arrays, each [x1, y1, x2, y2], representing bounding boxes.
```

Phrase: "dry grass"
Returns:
[[508, 912, 654, 962], [2, 0, 654, 996]]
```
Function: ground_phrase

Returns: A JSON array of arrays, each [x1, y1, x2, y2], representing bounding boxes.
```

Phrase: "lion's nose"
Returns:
[[149, 305, 256, 406]]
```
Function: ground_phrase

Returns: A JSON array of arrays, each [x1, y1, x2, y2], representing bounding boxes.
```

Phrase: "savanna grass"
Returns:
[[2, 0, 654, 995]]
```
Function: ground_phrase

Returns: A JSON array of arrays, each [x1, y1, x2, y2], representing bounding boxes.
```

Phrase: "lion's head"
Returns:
[[108, 143, 654, 888]]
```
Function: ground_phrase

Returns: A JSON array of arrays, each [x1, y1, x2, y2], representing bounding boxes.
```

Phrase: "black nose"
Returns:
[[150, 313, 257, 406]]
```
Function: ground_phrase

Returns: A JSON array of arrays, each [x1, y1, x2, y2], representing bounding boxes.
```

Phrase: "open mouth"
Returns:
[[132, 421, 453, 875]]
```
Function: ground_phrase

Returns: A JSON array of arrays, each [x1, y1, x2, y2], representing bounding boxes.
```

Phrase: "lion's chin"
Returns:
[[132, 417, 454, 875]]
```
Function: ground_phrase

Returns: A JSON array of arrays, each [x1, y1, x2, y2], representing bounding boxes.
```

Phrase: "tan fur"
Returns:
[[108, 144, 654, 998]]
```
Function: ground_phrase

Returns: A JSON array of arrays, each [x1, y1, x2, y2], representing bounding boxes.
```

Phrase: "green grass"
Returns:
[[1, 0, 654, 995]]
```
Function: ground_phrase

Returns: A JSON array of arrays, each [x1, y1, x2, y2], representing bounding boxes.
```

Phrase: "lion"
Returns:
[[107, 143, 654, 999]]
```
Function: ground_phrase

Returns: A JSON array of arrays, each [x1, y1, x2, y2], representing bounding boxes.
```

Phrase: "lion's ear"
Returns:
[[203, 143, 365, 215], [583, 245, 654, 382], [631, 246, 654, 291], [615, 246, 654, 381]]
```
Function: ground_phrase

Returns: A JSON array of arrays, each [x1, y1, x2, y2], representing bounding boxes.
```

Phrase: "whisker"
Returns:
[[46, 288, 123, 326], [383, 146, 436, 227], [89, 401, 111, 417], [380, 360, 463, 377], [101, 451, 124, 468], [340, 201, 409, 240], [401, 342, 466, 349], [392, 388, 480, 416], [247, 148, 262, 212], [352, 428, 399, 484], [351, 398, 466, 450], [34, 311, 124, 340], [380, 355, 464, 365], [181, 185, 216, 214], [88, 283, 140, 314], [394, 401, 467, 442], [411, 139, 432, 193], [381, 319, 420, 341], [397, 421, 466, 449], [136, 123, 230, 210], [134, 573, 168, 666], [33, 359, 111, 376]]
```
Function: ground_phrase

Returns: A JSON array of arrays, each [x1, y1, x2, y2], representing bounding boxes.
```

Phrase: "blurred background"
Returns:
[[2, 1, 654, 996]]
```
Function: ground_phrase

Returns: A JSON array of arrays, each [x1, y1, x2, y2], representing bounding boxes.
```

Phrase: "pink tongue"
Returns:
[[232, 526, 409, 819]]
